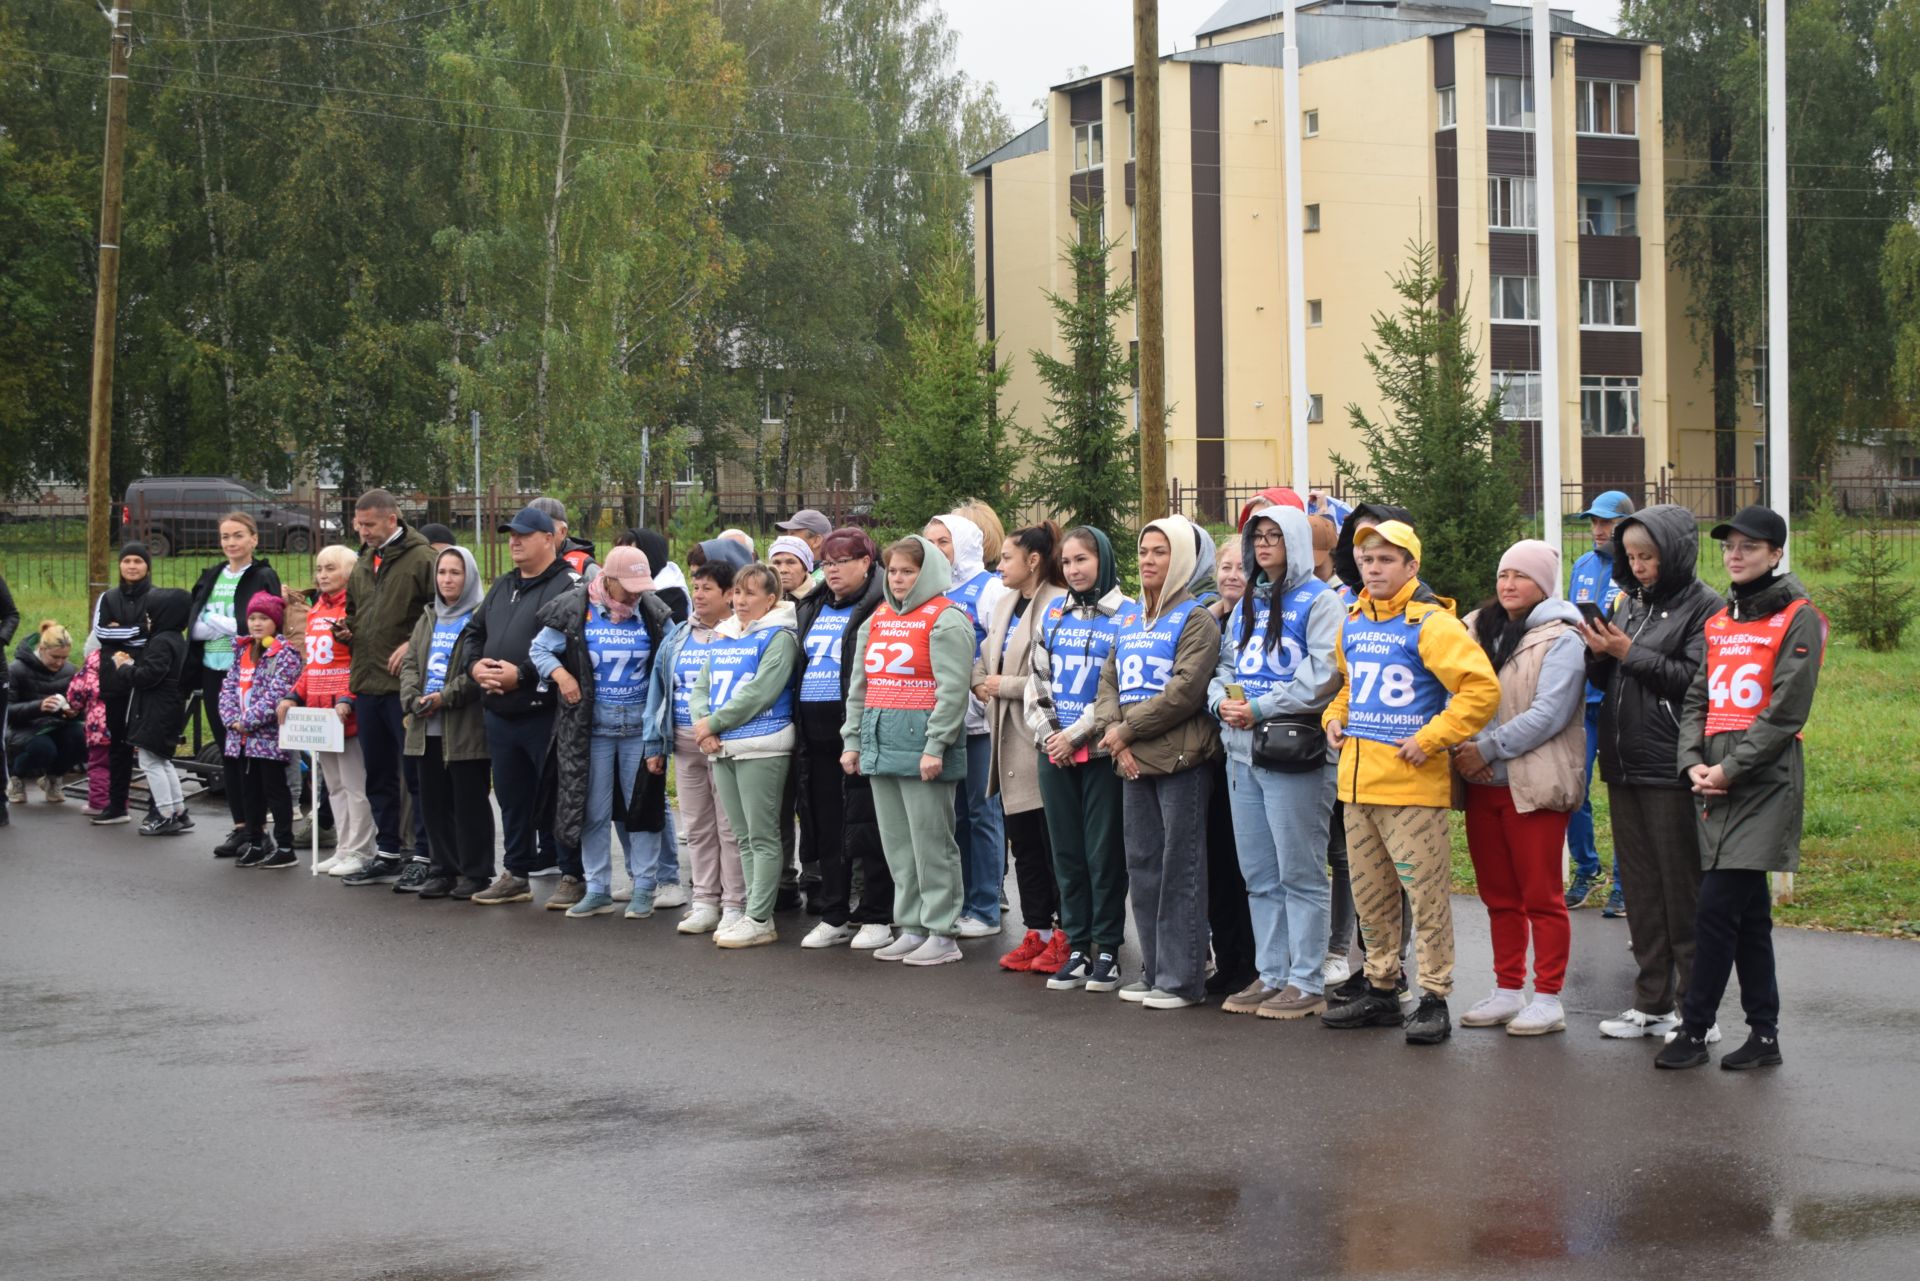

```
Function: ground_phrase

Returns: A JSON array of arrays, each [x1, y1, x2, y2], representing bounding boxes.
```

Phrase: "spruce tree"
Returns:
[[1827, 526, 1917, 652], [1018, 204, 1139, 540], [1333, 239, 1521, 604]]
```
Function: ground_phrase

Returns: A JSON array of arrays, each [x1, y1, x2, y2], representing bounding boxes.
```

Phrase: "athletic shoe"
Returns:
[[1329, 970, 1371, 1004], [565, 891, 619, 919], [678, 902, 722, 935], [901, 935, 963, 966], [718, 906, 746, 934], [1460, 988, 1528, 1028], [1322, 952, 1351, 987], [255, 844, 298, 870], [417, 875, 458, 900], [1507, 997, 1567, 1036], [544, 875, 587, 911], [471, 873, 534, 905], [1599, 1008, 1678, 1039], [1402, 993, 1452, 1045], [527, 865, 563, 878], [850, 923, 894, 951], [174, 810, 194, 831], [624, 891, 655, 920], [1256, 985, 1328, 1020], [1719, 1030, 1783, 1071], [1564, 871, 1602, 910], [391, 858, 433, 893], [343, 856, 405, 887], [212, 827, 249, 858], [1033, 932, 1071, 974], [449, 877, 490, 901], [328, 855, 371, 879], [312, 855, 341, 875], [716, 917, 777, 949], [4, 778, 23, 804], [234, 840, 273, 868], [801, 921, 856, 949], [138, 814, 169, 836], [874, 932, 927, 962], [954, 915, 1000, 939], [37, 775, 64, 803], [711, 914, 752, 945], [1116, 981, 1153, 1004], [1084, 952, 1123, 993], [652, 884, 689, 910], [1664, 1022, 1722, 1045], [1322, 987, 1404, 1030], [1602, 881, 1627, 917], [1654, 1030, 1710, 1070], [1046, 951, 1090, 990], [1142, 990, 1201, 1010], [998, 930, 1049, 971], [90, 807, 130, 826], [1222, 980, 1281, 1015]]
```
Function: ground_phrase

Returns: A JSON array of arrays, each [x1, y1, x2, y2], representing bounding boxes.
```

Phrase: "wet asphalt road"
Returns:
[[3, 800, 1919, 1281]]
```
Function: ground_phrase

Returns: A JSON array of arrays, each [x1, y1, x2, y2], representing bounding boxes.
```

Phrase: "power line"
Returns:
[[155, 0, 492, 45]]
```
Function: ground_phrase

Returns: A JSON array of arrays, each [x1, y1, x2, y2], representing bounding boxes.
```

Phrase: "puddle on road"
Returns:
[[0, 975, 269, 1064]]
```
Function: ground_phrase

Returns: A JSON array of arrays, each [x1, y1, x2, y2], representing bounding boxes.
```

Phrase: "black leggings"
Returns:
[[1004, 806, 1060, 931], [202, 667, 246, 826], [242, 757, 294, 847]]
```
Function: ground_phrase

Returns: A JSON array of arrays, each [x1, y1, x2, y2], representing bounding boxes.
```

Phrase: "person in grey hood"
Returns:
[[1581, 503, 1724, 1043], [400, 546, 494, 898], [1208, 504, 1344, 1019]]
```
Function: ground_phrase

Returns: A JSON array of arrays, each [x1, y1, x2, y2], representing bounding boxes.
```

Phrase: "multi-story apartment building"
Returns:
[[969, 0, 1762, 515]]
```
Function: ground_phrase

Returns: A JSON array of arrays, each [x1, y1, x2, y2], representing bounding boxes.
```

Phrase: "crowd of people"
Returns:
[[0, 486, 1822, 1069]]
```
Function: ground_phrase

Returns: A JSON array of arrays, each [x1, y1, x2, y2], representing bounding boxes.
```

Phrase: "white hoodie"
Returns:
[[935, 510, 1009, 737]]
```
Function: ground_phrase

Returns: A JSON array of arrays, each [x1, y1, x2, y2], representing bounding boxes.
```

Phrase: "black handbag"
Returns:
[[1250, 714, 1327, 773]]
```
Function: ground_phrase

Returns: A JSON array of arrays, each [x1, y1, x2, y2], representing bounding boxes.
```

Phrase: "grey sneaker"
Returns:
[[545, 875, 587, 911], [1255, 985, 1328, 1020], [1116, 980, 1153, 1004], [390, 857, 433, 893], [1222, 979, 1281, 1015], [566, 891, 619, 919], [471, 873, 533, 905], [37, 775, 64, 803]]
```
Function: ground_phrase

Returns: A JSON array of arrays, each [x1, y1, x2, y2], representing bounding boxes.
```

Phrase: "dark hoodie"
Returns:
[[126, 588, 193, 754], [1331, 503, 1413, 595], [1586, 503, 1722, 788], [629, 529, 687, 623], [462, 555, 578, 718]]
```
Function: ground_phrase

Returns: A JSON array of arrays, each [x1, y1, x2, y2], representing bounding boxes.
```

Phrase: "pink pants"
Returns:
[[674, 728, 745, 910], [1465, 785, 1573, 995], [88, 743, 111, 810]]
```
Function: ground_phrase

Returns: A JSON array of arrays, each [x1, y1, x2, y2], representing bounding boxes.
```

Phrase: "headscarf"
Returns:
[[1065, 526, 1118, 609], [931, 511, 987, 581], [769, 535, 815, 573], [434, 546, 483, 620], [1187, 524, 1219, 600]]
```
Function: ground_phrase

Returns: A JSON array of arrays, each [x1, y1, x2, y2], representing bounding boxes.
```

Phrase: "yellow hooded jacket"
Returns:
[[1322, 576, 1500, 807]]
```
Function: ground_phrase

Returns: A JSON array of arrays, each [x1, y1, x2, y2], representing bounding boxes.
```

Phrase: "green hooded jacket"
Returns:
[[840, 535, 974, 779]]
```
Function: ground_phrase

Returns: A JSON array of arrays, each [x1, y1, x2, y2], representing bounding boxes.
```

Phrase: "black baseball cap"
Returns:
[[1710, 504, 1788, 546]]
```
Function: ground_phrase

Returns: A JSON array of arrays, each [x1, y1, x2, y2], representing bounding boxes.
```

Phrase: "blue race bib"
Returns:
[[1115, 599, 1200, 706], [423, 612, 470, 696], [672, 632, 712, 728], [705, 628, 795, 740], [800, 603, 854, 703], [1227, 578, 1328, 700], [950, 570, 993, 657], [1341, 609, 1449, 744], [1045, 602, 1125, 727], [583, 607, 652, 707]]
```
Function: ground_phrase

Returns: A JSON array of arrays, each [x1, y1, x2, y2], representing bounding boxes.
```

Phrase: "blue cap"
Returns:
[[1576, 490, 1636, 520], [498, 506, 556, 535]]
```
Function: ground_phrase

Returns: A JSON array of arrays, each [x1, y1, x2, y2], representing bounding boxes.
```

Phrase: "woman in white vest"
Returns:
[[1452, 540, 1589, 1036]]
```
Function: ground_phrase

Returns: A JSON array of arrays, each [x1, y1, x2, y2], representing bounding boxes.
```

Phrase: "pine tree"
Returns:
[[1803, 481, 1848, 572], [668, 487, 720, 555], [873, 234, 1016, 525], [1332, 239, 1521, 604], [1018, 204, 1139, 541], [1826, 526, 1917, 651]]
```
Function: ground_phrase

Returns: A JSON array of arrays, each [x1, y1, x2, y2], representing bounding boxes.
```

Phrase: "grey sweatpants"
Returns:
[[1123, 766, 1213, 1001]]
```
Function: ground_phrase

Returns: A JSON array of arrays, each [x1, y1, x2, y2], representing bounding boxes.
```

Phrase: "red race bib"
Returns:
[[862, 598, 954, 711], [1703, 597, 1825, 736]]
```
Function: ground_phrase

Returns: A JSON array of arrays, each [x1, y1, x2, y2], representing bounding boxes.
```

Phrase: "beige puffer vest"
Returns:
[[1458, 612, 1586, 814]]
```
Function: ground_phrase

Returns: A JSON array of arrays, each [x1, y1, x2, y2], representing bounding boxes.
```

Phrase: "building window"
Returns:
[[1304, 203, 1320, 232], [1306, 393, 1324, 423], [1080, 207, 1106, 245], [762, 391, 785, 424], [1303, 109, 1319, 138], [1751, 346, 1767, 408], [1496, 371, 1542, 421], [1490, 275, 1540, 322], [1576, 79, 1638, 137], [675, 459, 699, 487], [1307, 299, 1323, 327], [1437, 85, 1457, 130], [1488, 176, 1536, 230], [1486, 74, 1534, 130], [1579, 186, 1638, 236], [1579, 278, 1638, 328], [1073, 121, 1104, 173], [1581, 376, 1641, 436]]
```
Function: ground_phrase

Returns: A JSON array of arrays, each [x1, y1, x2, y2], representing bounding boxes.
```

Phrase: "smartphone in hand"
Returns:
[[1576, 600, 1608, 627]]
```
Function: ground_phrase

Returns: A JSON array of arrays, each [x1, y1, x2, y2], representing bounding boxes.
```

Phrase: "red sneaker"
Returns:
[[999, 929, 1048, 971], [1033, 931, 1071, 974]]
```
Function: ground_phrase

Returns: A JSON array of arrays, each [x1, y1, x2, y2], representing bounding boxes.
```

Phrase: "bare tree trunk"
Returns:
[[535, 67, 574, 476]]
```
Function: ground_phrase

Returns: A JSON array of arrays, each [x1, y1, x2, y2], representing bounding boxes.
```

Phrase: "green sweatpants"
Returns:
[[713, 755, 792, 923], [1037, 757, 1128, 954], [869, 775, 963, 937]]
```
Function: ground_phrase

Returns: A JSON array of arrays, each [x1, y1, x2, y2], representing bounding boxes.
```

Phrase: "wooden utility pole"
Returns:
[[1134, 0, 1167, 521], [85, 8, 133, 613]]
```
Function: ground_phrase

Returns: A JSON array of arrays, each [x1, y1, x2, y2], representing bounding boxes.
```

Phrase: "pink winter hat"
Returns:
[[1498, 539, 1562, 600], [245, 590, 286, 630]]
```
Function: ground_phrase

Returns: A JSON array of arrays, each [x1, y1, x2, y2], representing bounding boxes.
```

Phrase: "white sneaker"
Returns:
[[849, 923, 894, 951], [312, 855, 341, 875], [652, 884, 689, 910], [611, 886, 633, 902], [901, 935, 963, 966], [38, 776, 64, 803], [1598, 1007, 1679, 1039], [677, 902, 722, 935], [1507, 996, 1567, 1036], [1142, 991, 1201, 1010], [954, 915, 999, 939], [1323, 953, 1351, 986], [801, 922, 856, 949], [874, 932, 927, 961], [718, 906, 745, 933], [1461, 987, 1528, 1028], [716, 917, 776, 949], [1665, 1022, 1722, 1045], [328, 855, 371, 879], [5, 777, 24, 804]]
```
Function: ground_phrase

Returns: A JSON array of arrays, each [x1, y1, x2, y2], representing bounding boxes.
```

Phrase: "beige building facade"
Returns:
[[970, 0, 1759, 518]]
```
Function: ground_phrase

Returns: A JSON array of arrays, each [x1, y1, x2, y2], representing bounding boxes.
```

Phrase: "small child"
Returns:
[[217, 591, 304, 868], [125, 589, 195, 835]]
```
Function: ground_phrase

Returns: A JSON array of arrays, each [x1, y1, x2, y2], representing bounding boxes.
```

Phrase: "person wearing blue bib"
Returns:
[[1093, 515, 1224, 1010], [532, 545, 675, 921], [693, 563, 801, 948], [1566, 490, 1634, 913], [1209, 504, 1344, 1021], [400, 547, 492, 898]]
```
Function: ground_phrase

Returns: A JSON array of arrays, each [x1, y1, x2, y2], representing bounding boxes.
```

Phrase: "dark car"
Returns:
[[120, 477, 340, 559]]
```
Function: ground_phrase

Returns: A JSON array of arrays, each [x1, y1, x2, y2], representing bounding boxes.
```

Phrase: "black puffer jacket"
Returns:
[[1586, 504, 1722, 788], [126, 589, 193, 755], [6, 647, 78, 755]]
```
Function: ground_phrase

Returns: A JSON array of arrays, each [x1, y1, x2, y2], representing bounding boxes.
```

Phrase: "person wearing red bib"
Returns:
[[277, 545, 374, 876], [1658, 506, 1824, 1072], [840, 535, 976, 966]]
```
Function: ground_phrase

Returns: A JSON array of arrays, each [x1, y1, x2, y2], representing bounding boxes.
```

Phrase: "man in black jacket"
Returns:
[[468, 506, 582, 906]]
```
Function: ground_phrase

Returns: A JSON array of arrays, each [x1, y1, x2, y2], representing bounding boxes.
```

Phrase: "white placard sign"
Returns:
[[278, 707, 345, 754]]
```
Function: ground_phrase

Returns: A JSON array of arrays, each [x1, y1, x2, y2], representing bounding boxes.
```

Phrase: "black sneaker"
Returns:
[[1045, 951, 1090, 991], [450, 877, 490, 901], [255, 844, 298, 870], [148, 812, 190, 837], [1084, 952, 1122, 993], [775, 885, 804, 913], [1655, 1030, 1711, 1070], [1330, 969, 1372, 1004], [1402, 993, 1452, 1045], [1719, 1031, 1782, 1071], [417, 874, 458, 900], [234, 840, 272, 868], [342, 855, 405, 886], [1322, 987, 1404, 1030], [138, 814, 168, 836], [174, 810, 195, 831], [391, 857, 433, 893], [212, 826, 249, 857], [90, 807, 131, 826]]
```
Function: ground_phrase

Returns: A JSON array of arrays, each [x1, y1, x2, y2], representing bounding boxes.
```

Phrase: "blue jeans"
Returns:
[[1565, 704, 1602, 880], [952, 732, 1006, 925], [581, 701, 673, 897], [1227, 759, 1336, 995]]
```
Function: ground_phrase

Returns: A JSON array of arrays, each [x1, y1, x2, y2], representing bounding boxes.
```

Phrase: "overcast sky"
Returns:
[[942, 0, 1623, 128]]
